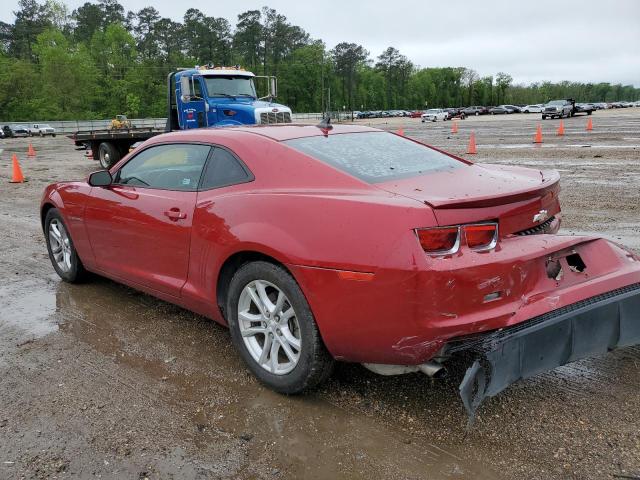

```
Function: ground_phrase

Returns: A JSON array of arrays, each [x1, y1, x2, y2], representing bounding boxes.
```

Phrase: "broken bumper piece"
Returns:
[[452, 283, 640, 423]]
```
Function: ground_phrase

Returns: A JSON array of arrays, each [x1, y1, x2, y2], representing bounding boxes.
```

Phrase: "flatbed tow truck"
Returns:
[[70, 65, 292, 169]]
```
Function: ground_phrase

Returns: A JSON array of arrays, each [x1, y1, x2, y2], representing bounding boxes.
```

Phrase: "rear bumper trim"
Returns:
[[454, 283, 640, 423]]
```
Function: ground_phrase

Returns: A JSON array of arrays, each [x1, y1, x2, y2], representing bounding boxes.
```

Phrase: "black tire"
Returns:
[[39, 131, 44, 137], [98, 142, 120, 169], [226, 261, 334, 394], [52, 133, 56, 137], [44, 208, 88, 283]]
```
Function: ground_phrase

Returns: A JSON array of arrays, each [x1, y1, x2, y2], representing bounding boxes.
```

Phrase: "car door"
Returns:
[[84, 143, 211, 296]]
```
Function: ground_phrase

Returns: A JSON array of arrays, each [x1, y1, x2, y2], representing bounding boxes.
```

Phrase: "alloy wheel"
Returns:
[[49, 219, 72, 272], [237, 279, 301, 375]]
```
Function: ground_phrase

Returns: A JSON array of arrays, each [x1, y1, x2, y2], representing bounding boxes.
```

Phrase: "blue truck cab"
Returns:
[[166, 65, 292, 130]]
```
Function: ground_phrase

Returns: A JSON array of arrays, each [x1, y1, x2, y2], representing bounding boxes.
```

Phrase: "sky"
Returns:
[[2, 0, 639, 86]]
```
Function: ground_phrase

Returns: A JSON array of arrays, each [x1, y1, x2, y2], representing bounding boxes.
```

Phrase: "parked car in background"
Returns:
[[610, 101, 629, 108], [409, 110, 423, 118], [522, 104, 544, 113], [421, 108, 448, 122], [444, 108, 466, 120], [542, 100, 573, 119], [489, 105, 514, 114], [503, 105, 522, 113], [462, 106, 488, 116], [9, 125, 30, 137], [3, 125, 20, 137], [29, 123, 57, 137], [575, 103, 595, 115]]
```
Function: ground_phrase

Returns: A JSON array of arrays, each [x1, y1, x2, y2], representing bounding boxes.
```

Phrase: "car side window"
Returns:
[[199, 147, 252, 190], [115, 144, 211, 191]]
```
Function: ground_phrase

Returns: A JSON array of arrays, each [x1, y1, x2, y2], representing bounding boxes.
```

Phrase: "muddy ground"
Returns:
[[0, 108, 639, 479]]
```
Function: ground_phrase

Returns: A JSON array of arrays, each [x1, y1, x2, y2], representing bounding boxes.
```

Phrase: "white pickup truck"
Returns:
[[541, 100, 573, 120], [421, 109, 448, 122], [28, 123, 57, 137]]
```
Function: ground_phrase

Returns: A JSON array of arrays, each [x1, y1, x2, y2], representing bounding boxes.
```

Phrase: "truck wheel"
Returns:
[[98, 142, 120, 169], [587, 111, 592, 115], [39, 131, 44, 137], [475, 112, 479, 116]]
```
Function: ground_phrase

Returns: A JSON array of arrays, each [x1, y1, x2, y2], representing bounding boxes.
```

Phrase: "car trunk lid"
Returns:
[[376, 163, 561, 235]]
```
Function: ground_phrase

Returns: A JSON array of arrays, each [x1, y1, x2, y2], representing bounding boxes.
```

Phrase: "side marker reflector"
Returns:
[[337, 271, 374, 282]]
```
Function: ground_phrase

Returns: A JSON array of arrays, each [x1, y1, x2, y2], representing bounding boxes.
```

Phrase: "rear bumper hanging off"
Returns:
[[451, 283, 640, 423]]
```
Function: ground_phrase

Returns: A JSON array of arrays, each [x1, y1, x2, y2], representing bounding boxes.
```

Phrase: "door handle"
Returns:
[[164, 208, 187, 221]]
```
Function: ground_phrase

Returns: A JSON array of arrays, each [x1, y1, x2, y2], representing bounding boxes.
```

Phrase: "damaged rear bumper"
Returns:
[[451, 283, 640, 422]]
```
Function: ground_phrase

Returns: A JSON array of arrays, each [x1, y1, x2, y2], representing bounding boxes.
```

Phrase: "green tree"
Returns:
[[331, 42, 369, 112], [495, 72, 513, 104], [32, 27, 99, 118]]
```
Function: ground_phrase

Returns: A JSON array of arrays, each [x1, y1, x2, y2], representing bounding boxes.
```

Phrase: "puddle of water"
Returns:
[[0, 278, 58, 341]]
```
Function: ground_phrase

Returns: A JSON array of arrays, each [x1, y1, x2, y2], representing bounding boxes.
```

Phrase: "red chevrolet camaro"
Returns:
[[42, 124, 640, 417]]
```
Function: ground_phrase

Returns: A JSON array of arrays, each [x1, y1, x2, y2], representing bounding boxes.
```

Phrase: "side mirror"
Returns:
[[269, 77, 277, 98], [88, 170, 112, 187], [180, 76, 191, 102]]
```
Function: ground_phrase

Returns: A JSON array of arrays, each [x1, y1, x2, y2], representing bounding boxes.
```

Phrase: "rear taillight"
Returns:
[[416, 223, 498, 256], [416, 226, 460, 255], [464, 223, 498, 250]]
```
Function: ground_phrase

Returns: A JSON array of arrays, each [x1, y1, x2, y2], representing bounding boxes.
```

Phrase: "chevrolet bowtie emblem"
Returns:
[[533, 209, 549, 223]]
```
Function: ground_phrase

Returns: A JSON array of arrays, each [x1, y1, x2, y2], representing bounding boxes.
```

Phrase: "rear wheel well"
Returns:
[[216, 251, 290, 319]]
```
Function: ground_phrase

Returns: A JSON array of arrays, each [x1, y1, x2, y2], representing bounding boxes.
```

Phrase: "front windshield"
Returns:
[[204, 76, 257, 98], [426, 109, 439, 114], [547, 100, 564, 106]]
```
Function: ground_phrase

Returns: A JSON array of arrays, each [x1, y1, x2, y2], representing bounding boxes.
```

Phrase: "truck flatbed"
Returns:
[[70, 127, 164, 146], [69, 127, 166, 168]]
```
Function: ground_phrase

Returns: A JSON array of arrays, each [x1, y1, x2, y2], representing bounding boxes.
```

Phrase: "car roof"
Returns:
[[151, 124, 381, 143]]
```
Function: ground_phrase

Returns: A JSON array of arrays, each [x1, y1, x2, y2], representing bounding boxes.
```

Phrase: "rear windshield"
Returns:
[[284, 131, 462, 183]]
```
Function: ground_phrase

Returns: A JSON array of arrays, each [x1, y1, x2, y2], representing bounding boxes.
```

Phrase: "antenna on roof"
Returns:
[[316, 114, 333, 132]]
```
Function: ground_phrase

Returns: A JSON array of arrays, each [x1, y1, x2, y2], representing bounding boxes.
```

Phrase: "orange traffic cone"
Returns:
[[586, 118, 593, 131], [9, 154, 25, 183], [556, 120, 565, 136], [27, 144, 36, 157], [451, 121, 459, 134], [534, 124, 543, 143], [396, 128, 405, 136], [466, 132, 477, 154]]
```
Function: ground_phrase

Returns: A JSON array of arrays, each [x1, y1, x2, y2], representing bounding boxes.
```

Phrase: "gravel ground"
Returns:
[[0, 108, 639, 479]]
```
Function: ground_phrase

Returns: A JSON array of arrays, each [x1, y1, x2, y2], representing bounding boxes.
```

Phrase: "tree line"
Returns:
[[1, 0, 638, 121]]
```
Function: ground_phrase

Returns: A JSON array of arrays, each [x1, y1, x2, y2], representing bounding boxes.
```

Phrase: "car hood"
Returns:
[[375, 163, 561, 234]]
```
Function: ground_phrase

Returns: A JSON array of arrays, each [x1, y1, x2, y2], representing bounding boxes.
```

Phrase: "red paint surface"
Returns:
[[41, 125, 640, 365]]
